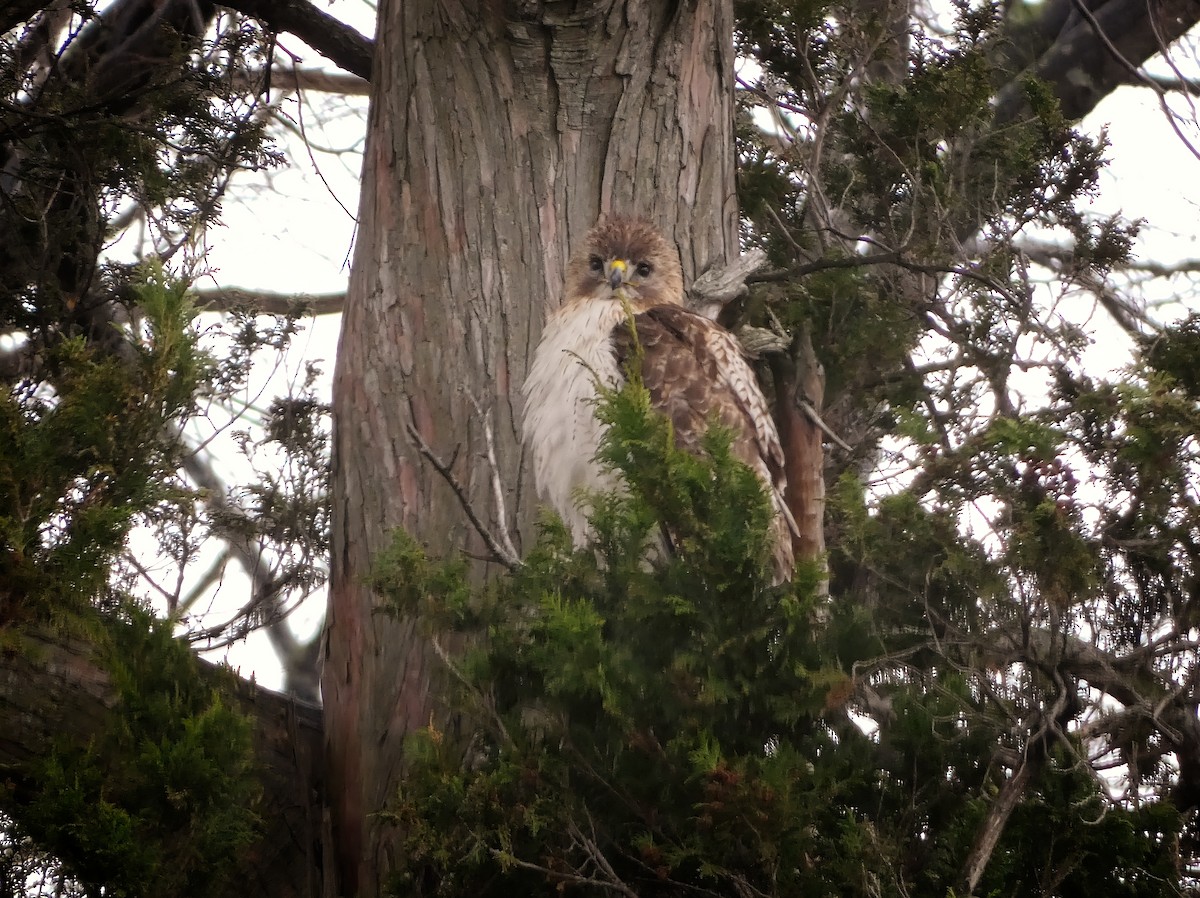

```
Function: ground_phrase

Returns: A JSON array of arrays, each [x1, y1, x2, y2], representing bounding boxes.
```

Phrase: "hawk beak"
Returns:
[[607, 259, 628, 290]]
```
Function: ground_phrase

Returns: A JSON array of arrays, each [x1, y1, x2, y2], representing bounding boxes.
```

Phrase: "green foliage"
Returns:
[[375, 363, 1194, 895], [824, 475, 1187, 896], [1141, 312, 1200, 399], [12, 607, 260, 898], [1058, 350, 1200, 647], [734, 0, 1137, 470], [375, 379, 865, 897], [0, 264, 206, 619], [982, 759, 1181, 898], [590, 369, 783, 588], [0, 6, 323, 889]]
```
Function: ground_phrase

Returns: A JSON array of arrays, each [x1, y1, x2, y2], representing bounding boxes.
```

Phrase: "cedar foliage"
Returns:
[[15, 608, 259, 898], [0, 265, 204, 619], [373, 378, 1184, 897], [374, 378, 842, 897]]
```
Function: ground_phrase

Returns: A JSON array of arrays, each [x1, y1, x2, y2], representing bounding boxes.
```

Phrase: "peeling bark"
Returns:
[[769, 326, 827, 581]]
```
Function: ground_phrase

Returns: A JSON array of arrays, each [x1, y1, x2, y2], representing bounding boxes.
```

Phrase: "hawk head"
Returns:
[[565, 218, 685, 310]]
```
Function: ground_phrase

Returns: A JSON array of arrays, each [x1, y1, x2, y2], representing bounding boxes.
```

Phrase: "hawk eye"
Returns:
[[588, 256, 603, 273], [636, 261, 653, 278]]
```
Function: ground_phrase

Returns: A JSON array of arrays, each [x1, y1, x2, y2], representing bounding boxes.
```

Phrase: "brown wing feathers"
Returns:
[[613, 305, 794, 529]]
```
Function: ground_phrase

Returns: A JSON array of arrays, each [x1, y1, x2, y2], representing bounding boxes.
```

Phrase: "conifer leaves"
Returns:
[[375, 379, 849, 897], [0, 264, 204, 618], [592, 365, 781, 591], [16, 608, 259, 898]]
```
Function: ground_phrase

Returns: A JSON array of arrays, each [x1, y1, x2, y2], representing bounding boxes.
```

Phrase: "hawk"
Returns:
[[521, 218, 798, 583]]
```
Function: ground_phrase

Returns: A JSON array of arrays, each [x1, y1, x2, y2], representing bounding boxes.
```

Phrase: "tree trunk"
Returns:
[[324, 2, 737, 894]]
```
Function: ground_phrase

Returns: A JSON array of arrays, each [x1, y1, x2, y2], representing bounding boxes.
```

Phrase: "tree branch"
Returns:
[[993, 0, 1200, 126], [1140, 72, 1200, 95], [234, 66, 371, 96], [977, 622, 1200, 811], [1, 0, 54, 34], [405, 421, 523, 571], [687, 248, 768, 319], [958, 745, 1043, 896], [216, 0, 374, 81], [183, 450, 324, 701], [194, 286, 346, 316]]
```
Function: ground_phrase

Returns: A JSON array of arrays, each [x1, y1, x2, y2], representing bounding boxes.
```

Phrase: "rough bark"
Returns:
[[0, 628, 323, 898], [324, 1, 738, 894], [771, 327, 827, 577]]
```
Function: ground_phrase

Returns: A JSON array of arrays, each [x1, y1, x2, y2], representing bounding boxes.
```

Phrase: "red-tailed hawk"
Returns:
[[522, 218, 798, 583]]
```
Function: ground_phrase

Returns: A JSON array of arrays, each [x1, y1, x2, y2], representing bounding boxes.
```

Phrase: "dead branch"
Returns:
[[405, 422, 522, 570], [233, 65, 371, 96], [194, 287, 346, 316], [215, 0, 374, 80], [468, 394, 522, 564], [687, 249, 768, 319], [182, 450, 323, 700], [958, 743, 1042, 896]]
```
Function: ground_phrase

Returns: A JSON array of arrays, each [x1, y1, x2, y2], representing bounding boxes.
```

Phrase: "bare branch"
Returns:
[[405, 422, 522, 571], [798, 398, 853, 453], [428, 635, 512, 747], [484, 849, 637, 898], [993, 0, 1200, 126], [748, 246, 1019, 304], [183, 450, 323, 701], [687, 248, 768, 318], [233, 65, 371, 96], [1017, 242, 1153, 336], [1022, 241, 1200, 280], [568, 818, 641, 898], [468, 395, 522, 565], [215, 0, 374, 80], [959, 741, 1042, 894], [1139, 73, 1200, 95], [1064, 0, 1200, 161], [194, 287, 346, 316]]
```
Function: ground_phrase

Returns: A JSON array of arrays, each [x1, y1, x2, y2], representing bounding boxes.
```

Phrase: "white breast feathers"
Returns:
[[521, 298, 629, 544]]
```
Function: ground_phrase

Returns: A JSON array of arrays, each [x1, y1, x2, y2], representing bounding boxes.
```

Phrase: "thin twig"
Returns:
[[406, 421, 522, 570], [468, 394, 522, 564], [569, 817, 636, 897], [798, 399, 852, 453], [1067, 0, 1200, 163], [486, 850, 638, 898], [429, 635, 512, 746]]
